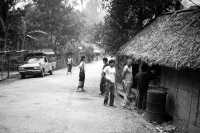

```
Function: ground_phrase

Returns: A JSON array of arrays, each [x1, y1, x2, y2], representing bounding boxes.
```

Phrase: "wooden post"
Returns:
[[195, 71, 200, 126], [1, 54, 3, 81], [188, 70, 194, 123], [7, 53, 10, 79]]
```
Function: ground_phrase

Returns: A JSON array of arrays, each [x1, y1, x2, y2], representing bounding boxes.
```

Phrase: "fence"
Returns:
[[0, 52, 23, 81], [0, 51, 99, 81]]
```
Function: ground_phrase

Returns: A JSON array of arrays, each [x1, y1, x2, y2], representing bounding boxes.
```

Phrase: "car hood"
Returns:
[[19, 63, 40, 67]]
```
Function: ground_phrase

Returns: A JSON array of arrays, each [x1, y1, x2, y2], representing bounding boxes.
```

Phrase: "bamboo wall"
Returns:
[[161, 67, 200, 133]]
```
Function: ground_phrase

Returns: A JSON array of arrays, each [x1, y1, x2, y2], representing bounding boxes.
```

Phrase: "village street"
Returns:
[[0, 60, 153, 133]]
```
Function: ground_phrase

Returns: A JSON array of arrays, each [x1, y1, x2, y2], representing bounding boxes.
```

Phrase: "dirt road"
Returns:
[[0, 60, 153, 133]]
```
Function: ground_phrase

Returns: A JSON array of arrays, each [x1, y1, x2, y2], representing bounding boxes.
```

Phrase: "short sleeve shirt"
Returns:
[[123, 65, 133, 83], [67, 58, 73, 64], [135, 72, 152, 92], [79, 61, 85, 71], [103, 66, 116, 83]]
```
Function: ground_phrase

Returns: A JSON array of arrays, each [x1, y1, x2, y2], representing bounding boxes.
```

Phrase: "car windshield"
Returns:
[[26, 57, 43, 64]]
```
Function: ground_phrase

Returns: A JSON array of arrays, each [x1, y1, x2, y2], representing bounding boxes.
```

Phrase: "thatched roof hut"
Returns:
[[120, 8, 200, 69], [119, 8, 200, 133]]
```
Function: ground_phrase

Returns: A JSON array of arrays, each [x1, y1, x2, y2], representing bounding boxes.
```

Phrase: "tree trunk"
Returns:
[[0, 18, 7, 51], [4, 24, 11, 51], [4, 33, 7, 51], [22, 33, 26, 50], [17, 34, 20, 51]]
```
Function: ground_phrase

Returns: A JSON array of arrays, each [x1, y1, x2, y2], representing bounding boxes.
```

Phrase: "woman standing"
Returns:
[[77, 56, 85, 91]]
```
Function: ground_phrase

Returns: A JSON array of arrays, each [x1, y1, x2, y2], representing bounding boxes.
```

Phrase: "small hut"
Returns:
[[120, 8, 200, 133]]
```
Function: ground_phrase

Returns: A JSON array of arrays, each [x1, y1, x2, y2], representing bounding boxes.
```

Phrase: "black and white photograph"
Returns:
[[0, 0, 200, 133]]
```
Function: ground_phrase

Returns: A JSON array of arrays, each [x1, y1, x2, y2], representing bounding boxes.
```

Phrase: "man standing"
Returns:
[[132, 59, 139, 88], [135, 63, 152, 112], [67, 56, 73, 75], [99, 58, 109, 95], [122, 58, 133, 107], [102, 59, 116, 106]]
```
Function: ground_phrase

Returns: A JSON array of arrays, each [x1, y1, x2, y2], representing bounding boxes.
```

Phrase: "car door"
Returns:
[[44, 57, 49, 72], [39, 57, 45, 70]]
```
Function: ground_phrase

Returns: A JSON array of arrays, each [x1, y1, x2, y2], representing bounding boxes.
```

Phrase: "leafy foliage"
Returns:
[[0, 0, 26, 50], [97, 0, 183, 54]]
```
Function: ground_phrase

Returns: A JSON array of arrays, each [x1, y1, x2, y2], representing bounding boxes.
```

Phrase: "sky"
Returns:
[[16, 0, 200, 10], [15, 0, 85, 11], [182, 0, 200, 8]]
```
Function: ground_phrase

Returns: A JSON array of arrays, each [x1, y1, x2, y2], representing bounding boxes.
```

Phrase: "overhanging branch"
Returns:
[[189, 0, 200, 7]]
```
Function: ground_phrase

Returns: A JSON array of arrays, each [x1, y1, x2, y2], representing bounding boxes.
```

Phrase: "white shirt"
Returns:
[[67, 58, 73, 64], [79, 61, 85, 71], [103, 66, 116, 83]]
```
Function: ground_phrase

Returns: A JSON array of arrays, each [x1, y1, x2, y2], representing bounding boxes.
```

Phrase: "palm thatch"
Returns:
[[120, 9, 200, 69]]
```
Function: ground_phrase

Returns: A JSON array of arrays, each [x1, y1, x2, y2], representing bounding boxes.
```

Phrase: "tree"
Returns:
[[0, 0, 25, 50], [24, 0, 84, 50], [23, 0, 85, 68], [99, 0, 183, 54]]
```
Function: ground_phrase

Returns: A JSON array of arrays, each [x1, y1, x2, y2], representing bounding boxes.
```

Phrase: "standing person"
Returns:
[[67, 55, 73, 75], [134, 63, 152, 113], [77, 56, 85, 92], [102, 59, 116, 106], [122, 58, 133, 107], [99, 58, 109, 95], [132, 59, 139, 88]]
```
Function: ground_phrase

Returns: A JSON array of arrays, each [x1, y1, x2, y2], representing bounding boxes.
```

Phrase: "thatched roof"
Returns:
[[120, 9, 200, 69]]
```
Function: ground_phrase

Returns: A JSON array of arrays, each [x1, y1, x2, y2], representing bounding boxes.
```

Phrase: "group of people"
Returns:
[[67, 55, 154, 112], [122, 58, 155, 113], [99, 57, 154, 112], [75, 56, 117, 106], [66, 55, 86, 92]]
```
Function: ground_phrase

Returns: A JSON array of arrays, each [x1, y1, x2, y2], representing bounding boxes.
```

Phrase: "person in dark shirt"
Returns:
[[132, 60, 139, 88], [135, 63, 153, 112], [99, 58, 109, 95]]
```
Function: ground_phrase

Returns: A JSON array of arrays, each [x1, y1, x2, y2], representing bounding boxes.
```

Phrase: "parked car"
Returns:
[[18, 56, 56, 79]]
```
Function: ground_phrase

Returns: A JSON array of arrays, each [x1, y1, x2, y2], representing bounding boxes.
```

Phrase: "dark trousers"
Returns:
[[135, 90, 147, 110], [100, 76, 105, 93], [78, 72, 85, 88], [104, 82, 115, 106], [67, 64, 72, 72]]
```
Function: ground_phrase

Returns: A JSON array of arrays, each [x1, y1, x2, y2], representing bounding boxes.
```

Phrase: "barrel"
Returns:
[[146, 89, 167, 123]]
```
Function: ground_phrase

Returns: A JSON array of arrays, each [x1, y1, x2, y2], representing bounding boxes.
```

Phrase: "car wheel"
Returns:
[[49, 70, 53, 75], [40, 69, 44, 77], [21, 75, 25, 79]]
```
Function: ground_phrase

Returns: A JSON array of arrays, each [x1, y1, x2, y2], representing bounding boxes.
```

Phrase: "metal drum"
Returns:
[[146, 89, 167, 123]]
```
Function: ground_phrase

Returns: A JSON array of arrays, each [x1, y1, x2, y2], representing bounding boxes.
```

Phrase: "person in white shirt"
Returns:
[[102, 59, 116, 106], [77, 56, 85, 92], [67, 56, 73, 74]]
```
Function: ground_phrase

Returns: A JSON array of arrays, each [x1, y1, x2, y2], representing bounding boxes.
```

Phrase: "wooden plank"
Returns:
[[174, 116, 200, 133], [176, 69, 193, 121], [189, 70, 200, 126], [197, 87, 200, 128], [164, 68, 178, 116], [117, 90, 125, 98], [117, 88, 137, 99], [160, 66, 166, 86]]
